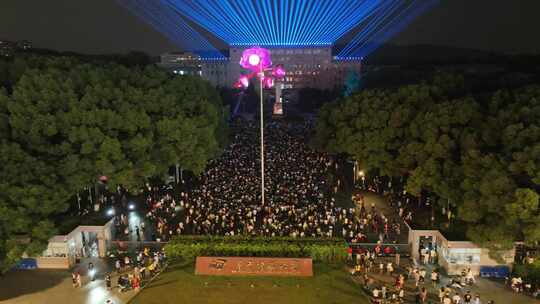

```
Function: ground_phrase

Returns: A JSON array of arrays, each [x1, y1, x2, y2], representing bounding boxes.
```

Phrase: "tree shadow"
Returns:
[[141, 279, 177, 290], [0, 269, 68, 301]]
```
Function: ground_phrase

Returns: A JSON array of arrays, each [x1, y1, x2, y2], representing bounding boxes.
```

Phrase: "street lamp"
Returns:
[[238, 47, 277, 206]]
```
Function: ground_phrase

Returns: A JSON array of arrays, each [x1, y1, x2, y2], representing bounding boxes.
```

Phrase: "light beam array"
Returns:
[[116, 0, 226, 59], [336, 0, 440, 59], [118, 0, 438, 59], [163, 0, 383, 47]]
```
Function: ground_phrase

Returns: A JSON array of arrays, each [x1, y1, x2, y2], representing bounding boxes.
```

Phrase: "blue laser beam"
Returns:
[[337, 0, 440, 58], [117, 0, 224, 58], [120, 0, 438, 56]]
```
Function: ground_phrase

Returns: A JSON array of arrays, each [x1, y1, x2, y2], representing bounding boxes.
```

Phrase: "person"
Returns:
[[353, 263, 362, 275], [419, 268, 426, 284], [443, 295, 452, 304], [430, 248, 437, 264], [413, 269, 420, 287], [88, 262, 96, 281], [118, 274, 129, 292], [148, 262, 155, 276], [115, 259, 121, 273], [423, 250, 430, 265], [465, 268, 476, 285], [431, 270, 439, 287], [105, 274, 112, 290], [140, 266, 146, 280], [72, 272, 77, 288], [396, 274, 405, 289], [450, 277, 463, 289], [135, 226, 141, 242], [415, 291, 422, 304], [420, 287, 428, 303], [452, 293, 461, 304], [386, 262, 394, 275], [76, 272, 82, 288], [373, 287, 380, 299], [463, 291, 472, 303], [438, 287, 446, 303], [473, 295, 481, 304], [131, 275, 140, 290]]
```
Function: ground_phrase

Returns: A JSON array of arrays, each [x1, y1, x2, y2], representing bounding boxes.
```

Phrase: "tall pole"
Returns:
[[175, 163, 180, 184], [259, 63, 265, 206]]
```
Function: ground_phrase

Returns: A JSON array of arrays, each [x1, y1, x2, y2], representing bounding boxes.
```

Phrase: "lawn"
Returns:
[[130, 262, 370, 304]]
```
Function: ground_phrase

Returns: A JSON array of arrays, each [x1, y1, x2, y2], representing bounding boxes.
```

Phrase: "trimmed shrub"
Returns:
[[164, 236, 347, 263]]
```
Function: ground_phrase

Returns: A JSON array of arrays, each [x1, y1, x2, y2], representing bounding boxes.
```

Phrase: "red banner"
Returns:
[[195, 257, 313, 277]]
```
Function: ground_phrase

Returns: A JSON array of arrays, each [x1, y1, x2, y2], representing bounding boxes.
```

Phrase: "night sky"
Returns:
[[1, 0, 539, 55]]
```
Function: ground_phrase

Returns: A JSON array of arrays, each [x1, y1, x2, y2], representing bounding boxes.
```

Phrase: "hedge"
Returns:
[[164, 236, 347, 263]]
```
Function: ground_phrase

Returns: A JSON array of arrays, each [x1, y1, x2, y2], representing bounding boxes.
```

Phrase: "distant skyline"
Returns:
[[1, 0, 539, 55]]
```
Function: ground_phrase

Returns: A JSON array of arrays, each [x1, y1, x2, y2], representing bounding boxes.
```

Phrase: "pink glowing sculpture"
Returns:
[[239, 75, 250, 88], [272, 64, 286, 78], [239, 47, 272, 72], [264, 77, 274, 88], [235, 47, 285, 90]]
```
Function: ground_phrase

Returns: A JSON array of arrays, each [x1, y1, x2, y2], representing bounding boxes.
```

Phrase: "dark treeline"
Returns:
[[0, 53, 228, 272], [314, 73, 540, 259]]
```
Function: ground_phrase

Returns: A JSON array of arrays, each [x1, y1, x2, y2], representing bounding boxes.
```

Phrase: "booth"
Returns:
[[36, 219, 114, 269], [407, 225, 515, 276]]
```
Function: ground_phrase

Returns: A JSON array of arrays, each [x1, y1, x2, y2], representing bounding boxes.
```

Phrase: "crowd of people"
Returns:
[[72, 246, 166, 295], [94, 117, 535, 303], [111, 246, 165, 292], [351, 175, 513, 303], [351, 246, 497, 304], [142, 119, 360, 241]]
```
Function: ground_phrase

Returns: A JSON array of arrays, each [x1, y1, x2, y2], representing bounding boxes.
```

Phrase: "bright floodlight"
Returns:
[[248, 54, 261, 66], [128, 203, 135, 210], [240, 47, 271, 72], [107, 208, 115, 216]]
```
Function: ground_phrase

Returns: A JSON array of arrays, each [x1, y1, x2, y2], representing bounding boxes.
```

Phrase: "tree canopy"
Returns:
[[0, 55, 227, 272], [315, 76, 540, 255]]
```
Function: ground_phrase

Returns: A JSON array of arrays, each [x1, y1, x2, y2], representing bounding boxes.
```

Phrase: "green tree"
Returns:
[[0, 55, 227, 272], [315, 76, 540, 257]]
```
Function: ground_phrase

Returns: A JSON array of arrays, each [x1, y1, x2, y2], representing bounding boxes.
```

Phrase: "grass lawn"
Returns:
[[130, 262, 370, 304]]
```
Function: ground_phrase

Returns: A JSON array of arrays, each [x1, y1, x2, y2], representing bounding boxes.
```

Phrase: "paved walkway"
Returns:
[[350, 191, 540, 304], [352, 190, 409, 244], [0, 258, 136, 304], [362, 267, 540, 304]]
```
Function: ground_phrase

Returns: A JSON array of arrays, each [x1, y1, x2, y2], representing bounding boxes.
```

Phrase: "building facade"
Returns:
[[158, 52, 203, 76], [159, 46, 361, 90], [227, 46, 361, 90]]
